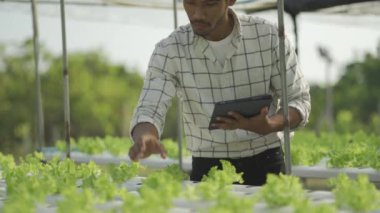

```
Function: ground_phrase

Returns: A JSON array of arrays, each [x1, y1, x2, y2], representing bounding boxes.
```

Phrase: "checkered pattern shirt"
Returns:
[[130, 9, 311, 158]]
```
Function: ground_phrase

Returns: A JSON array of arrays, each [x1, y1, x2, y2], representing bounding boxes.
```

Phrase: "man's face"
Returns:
[[183, 0, 234, 40]]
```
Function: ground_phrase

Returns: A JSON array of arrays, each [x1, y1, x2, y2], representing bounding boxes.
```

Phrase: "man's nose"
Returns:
[[192, 7, 206, 20]]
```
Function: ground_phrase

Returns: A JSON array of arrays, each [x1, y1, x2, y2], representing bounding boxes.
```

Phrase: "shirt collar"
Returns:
[[190, 8, 242, 62]]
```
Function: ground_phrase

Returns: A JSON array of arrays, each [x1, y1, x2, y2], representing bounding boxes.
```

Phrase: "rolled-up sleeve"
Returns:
[[129, 42, 178, 137], [270, 28, 311, 129]]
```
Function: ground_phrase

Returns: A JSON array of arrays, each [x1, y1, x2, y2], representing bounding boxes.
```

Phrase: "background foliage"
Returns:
[[0, 40, 177, 155], [308, 53, 380, 134]]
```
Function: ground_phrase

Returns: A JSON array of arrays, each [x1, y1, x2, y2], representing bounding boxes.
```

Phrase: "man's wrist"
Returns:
[[131, 122, 159, 142], [268, 115, 285, 133]]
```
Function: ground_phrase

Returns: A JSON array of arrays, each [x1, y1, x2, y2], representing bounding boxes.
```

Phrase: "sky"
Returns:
[[1, 2, 380, 85]]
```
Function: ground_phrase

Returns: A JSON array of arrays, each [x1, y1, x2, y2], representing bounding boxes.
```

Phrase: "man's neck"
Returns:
[[206, 11, 235, 41]]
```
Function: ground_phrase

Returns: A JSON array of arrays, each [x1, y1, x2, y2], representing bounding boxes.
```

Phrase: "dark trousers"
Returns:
[[190, 147, 285, 186]]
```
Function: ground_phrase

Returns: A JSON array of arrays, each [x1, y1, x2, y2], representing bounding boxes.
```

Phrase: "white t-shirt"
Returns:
[[208, 26, 236, 67]]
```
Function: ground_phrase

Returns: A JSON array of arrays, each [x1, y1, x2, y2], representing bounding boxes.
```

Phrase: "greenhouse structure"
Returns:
[[1, 0, 380, 212]]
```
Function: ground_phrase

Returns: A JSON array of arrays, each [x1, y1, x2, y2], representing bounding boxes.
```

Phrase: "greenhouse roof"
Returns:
[[6, 0, 380, 15]]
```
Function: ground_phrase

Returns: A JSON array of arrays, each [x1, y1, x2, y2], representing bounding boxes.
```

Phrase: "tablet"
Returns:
[[208, 94, 273, 130]]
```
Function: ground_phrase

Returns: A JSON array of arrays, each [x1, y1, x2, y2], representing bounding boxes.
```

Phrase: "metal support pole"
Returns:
[[59, 0, 71, 158], [378, 100, 380, 135], [173, 0, 178, 29], [277, 0, 291, 175], [318, 46, 334, 132], [290, 13, 299, 56], [31, 0, 45, 151], [177, 100, 183, 170], [173, 0, 183, 170], [325, 60, 334, 132]]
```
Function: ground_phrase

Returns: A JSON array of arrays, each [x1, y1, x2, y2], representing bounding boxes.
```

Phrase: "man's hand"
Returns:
[[210, 107, 301, 135], [211, 107, 274, 135], [129, 123, 167, 162]]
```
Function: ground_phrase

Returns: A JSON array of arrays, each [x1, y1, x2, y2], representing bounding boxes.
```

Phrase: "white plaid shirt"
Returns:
[[130, 9, 311, 158]]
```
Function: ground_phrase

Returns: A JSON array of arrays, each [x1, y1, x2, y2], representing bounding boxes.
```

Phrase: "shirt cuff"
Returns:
[[288, 102, 309, 131]]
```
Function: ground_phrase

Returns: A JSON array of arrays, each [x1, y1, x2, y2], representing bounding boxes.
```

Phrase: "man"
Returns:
[[129, 0, 310, 186]]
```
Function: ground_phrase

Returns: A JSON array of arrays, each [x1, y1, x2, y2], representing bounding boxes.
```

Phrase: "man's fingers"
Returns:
[[261, 107, 269, 115], [215, 123, 227, 129], [129, 140, 146, 161], [216, 116, 234, 124], [228, 111, 244, 120], [158, 143, 168, 159], [138, 140, 146, 158], [129, 145, 140, 162], [213, 122, 235, 130], [129, 138, 167, 161]]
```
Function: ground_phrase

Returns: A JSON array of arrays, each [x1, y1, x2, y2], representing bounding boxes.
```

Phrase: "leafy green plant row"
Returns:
[[55, 136, 190, 159], [292, 130, 380, 170], [1, 153, 380, 213], [53, 130, 380, 170]]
